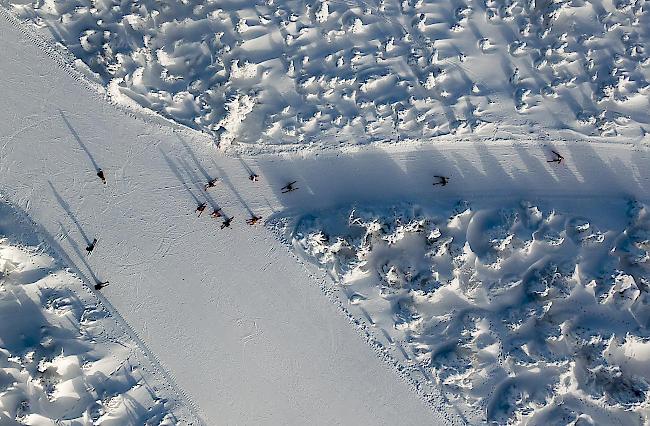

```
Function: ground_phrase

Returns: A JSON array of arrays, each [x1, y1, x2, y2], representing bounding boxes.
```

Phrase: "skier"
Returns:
[[94, 281, 109, 290], [204, 178, 219, 190], [221, 216, 234, 229], [247, 214, 262, 225], [97, 169, 106, 184], [432, 175, 449, 187], [211, 208, 223, 218], [86, 238, 97, 255], [547, 150, 564, 164], [196, 202, 207, 217], [249, 173, 259, 182], [281, 181, 298, 193]]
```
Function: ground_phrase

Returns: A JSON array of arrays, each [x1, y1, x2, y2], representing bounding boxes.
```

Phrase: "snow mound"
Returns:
[[292, 200, 650, 424], [7, 0, 650, 148], [0, 204, 187, 425]]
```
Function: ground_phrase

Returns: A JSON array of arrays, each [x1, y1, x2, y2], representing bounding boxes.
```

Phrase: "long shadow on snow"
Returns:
[[58, 110, 101, 174], [48, 181, 92, 246], [257, 141, 650, 223], [161, 150, 198, 202], [256, 147, 413, 218], [0, 200, 176, 424]]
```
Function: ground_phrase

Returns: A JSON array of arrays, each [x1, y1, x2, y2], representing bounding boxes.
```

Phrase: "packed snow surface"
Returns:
[[0, 201, 191, 425], [292, 199, 650, 424], [7, 0, 650, 148]]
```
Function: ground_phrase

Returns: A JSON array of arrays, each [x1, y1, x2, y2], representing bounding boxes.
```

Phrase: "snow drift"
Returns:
[[6, 0, 650, 148], [291, 199, 650, 424], [0, 200, 192, 425]]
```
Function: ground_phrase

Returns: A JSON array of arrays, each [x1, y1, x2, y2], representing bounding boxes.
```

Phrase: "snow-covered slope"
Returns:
[[0, 11, 458, 425], [0, 201, 190, 425], [3, 0, 650, 424], [6, 0, 650, 149]]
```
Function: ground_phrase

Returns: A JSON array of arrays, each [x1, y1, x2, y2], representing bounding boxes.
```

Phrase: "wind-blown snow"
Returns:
[[3, 0, 650, 423], [7, 0, 650, 148], [0, 201, 189, 425], [292, 199, 650, 424]]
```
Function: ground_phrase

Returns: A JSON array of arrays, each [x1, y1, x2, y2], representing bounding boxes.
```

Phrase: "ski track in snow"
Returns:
[[2, 1, 650, 425]]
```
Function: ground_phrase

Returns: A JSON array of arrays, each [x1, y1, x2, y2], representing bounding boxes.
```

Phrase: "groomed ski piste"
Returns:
[[1, 0, 650, 424]]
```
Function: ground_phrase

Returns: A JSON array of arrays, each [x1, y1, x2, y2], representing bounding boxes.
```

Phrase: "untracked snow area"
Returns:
[[6, 0, 650, 148], [291, 199, 650, 424], [0, 201, 191, 425]]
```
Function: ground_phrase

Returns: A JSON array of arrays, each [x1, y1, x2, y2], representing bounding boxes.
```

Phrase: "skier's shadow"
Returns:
[[58, 110, 101, 174], [161, 150, 200, 204], [211, 160, 254, 217], [177, 134, 211, 183], [237, 156, 257, 180], [178, 156, 222, 212], [57, 221, 100, 284], [161, 148, 223, 212], [176, 135, 223, 211], [48, 181, 92, 246]]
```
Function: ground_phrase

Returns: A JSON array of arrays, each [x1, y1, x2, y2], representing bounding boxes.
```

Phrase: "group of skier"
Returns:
[[192, 147, 565, 222], [90, 148, 565, 291], [194, 172, 266, 229], [193, 173, 305, 229]]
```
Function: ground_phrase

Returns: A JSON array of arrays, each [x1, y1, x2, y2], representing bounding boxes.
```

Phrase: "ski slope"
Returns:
[[0, 11, 455, 425], [3, 4, 650, 425]]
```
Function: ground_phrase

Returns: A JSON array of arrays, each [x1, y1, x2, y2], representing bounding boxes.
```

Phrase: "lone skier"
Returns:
[[249, 173, 259, 182], [547, 150, 564, 164], [94, 281, 109, 290], [86, 238, 97, 255], [97, 169, 106, 185], [196, 202, 207, 217], [204, 178, 218, 190], [221, 216, 234, 229], [247, 214, 262, 225], [433, 175, 449, 187], [281, 181, 298, 193]]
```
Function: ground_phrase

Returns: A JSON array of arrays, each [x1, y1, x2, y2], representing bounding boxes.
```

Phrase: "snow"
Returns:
[[0, 10, 456, 425], [2, 0, 650, 424], [0, 201, 187, 425], [291, 200, 650, 424], [6, 0, 650, 149]]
